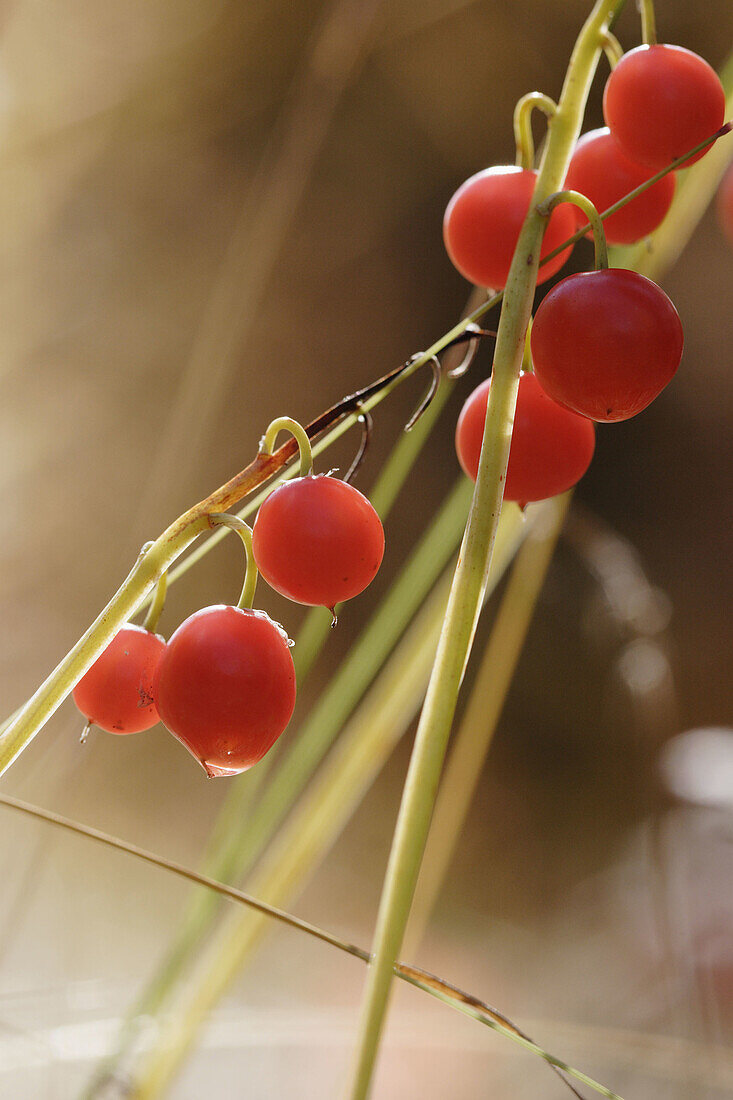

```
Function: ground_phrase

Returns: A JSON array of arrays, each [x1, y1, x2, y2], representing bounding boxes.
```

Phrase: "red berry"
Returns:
[[443, 166, 577, 290], [565, 127, 676, 245], [154, 605, 296, 777], [455, 372, 595, 504], [530, 268, 683, 422], [603, 45, 725, 171], [716, 161, 733, 247], [73, 624, 166, 734], [252, 475, 384, 609]]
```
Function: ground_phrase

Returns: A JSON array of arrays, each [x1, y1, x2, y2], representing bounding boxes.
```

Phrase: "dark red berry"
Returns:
[[443, 166, 577, 290], [73, 624, 166, 734], [455, 371, 595, 504], [565, 127, 675, 245], [530, 268, 684, 422], [252, 475, 384, 609], [603, 45, 725, 170]]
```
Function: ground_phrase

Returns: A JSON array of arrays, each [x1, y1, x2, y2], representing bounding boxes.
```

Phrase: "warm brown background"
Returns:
[[0, 1, 731, 1097]]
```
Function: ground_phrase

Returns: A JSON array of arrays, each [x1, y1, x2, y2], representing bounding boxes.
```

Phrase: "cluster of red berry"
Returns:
[[73, 462, 384, 776], [71, 42, 726, 780], [447, 43, 725, 504]]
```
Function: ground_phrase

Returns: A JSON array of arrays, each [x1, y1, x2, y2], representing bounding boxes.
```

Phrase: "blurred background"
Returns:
[[0, 0, 731, 1096]]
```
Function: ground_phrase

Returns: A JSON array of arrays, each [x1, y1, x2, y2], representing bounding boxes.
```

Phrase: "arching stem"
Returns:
[[514, 92, 557, 169], [538, 189, 609, 270], [208, 514, 258, 610], [260, 416, 313, 477]]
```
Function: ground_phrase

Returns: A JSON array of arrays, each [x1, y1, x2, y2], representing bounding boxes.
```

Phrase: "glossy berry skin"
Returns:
[[73, 624, 166, 734], [565, 127, 676, 245], [443, 166, 577, 290], [716, 161, 733, 248], [603, 45, 725, 171], [531, 268, 684, 422], [252, 475, 384, 609], [154, 605, 296, 777], [455, 372, 595, 504]]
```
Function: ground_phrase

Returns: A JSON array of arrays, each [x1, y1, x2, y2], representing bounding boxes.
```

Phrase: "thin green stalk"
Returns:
[[0, 792, 623, 1100], [347, 4, 626, 1096], [405, 493, 570, 954], [142, 569, 167, 635], [208, 514, 257, 610], [539, 190, 609, 269], [260, 416, 313, 475], [639, 0, 656, 46], [128, 504, 528, 1098], [599, 30, 623, 69]]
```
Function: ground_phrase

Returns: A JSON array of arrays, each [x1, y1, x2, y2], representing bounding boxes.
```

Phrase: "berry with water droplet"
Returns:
[[154, 605, 296, 777]]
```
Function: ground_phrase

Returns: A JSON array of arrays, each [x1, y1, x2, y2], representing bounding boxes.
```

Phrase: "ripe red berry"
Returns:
[[603, 45, 725, 171], [154, 605, 296, 777], [455, 371, 595, 504], [716, 161, 733, 247], [443, 166, 577, 290], [252, 475, 384, 609], [565, 127, 676, 245], [73, 624, 166, 734], [530, 268, 684, 422]]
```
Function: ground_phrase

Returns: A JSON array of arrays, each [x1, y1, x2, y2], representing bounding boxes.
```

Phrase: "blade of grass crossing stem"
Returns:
[[123, 505, 533, 1098], [346, 4, 626, 1096], [405, 492, 570, 955], [0, 794, 623, 1100]]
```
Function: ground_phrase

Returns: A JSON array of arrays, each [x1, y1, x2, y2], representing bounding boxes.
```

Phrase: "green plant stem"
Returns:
[[208, 514, 258, 610], [142, 567, 167, 635], [260, 415, 313, 475], [405, 493, 570, 954], [599, 29, 623, 69], [513, 92, 557, 169], [347, 4, 626, 1097], [639, 0, 656, 46]]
